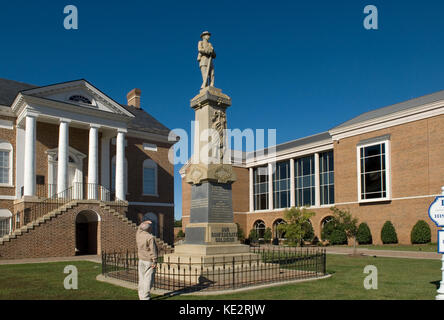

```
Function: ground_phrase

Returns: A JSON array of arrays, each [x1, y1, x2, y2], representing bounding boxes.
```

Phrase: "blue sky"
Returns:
[[1, 0, 444, 220]]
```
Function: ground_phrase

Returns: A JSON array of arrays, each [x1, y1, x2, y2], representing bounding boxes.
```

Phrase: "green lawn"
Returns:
[[331, 243, 438, 252], [0, 254, 441, 300]]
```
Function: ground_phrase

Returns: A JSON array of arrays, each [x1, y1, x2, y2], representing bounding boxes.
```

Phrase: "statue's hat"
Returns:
[[200, 31, 211, 38]]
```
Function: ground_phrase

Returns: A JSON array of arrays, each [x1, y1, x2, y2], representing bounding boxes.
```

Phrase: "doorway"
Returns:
[[75, 210, 100, 255]]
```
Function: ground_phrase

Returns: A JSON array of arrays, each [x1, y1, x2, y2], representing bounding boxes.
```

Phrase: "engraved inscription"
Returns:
[[211, 227, 237, 243], [191, 198, 209, 209], [209, 184, 232, 222]]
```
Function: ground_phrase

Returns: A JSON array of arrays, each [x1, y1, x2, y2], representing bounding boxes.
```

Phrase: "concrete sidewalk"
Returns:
[[0, 255, 101, 265]]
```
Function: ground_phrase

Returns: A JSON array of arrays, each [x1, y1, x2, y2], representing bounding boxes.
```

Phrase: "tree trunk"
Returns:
[[353, 237, 357, 255]]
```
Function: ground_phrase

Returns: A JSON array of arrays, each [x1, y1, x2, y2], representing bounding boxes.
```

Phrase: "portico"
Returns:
[[11, 80, 135, 201]]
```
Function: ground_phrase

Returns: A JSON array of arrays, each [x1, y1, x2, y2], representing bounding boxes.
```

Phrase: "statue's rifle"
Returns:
[[202, 54, 212, 88]]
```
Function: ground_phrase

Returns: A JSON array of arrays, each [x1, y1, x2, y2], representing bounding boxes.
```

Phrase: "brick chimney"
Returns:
[[127, 88, 141, 109]]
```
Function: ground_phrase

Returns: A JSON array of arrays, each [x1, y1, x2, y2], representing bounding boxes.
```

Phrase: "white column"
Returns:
[[315, 152, 321, 207], [88, 125, 100, 200], [249, 167, 254, 212], [268, 163, 274, 210], [290, 158, 295, 207], [115, 129, 126, 201], [24, 114, 37, 197], [57, 119, 70, 196]]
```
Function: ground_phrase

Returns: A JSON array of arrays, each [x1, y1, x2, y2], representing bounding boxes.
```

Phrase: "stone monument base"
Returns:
[[160, 245, 266, 284]]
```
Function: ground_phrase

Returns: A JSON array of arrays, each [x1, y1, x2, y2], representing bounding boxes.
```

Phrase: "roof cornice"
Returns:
[[329, 99, 444, 140]]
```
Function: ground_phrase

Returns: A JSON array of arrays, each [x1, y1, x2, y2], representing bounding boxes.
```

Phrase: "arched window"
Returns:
[[321, 216, 334, 228], [111, 156, 128, 195], [69, 95, 92, 104], [143, 159, 158, 196], [273, 219, 287, 239], [0, 140, 13, 186], [253, 220, 266, 239]]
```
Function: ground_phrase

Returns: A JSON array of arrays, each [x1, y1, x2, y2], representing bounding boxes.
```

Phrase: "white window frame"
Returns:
[[142, 159, 158, 197], [357, 139, 391, 203], [0, 141, 13, 187]]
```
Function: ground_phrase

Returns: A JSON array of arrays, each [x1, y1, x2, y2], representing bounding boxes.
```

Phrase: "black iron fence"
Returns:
[[101, 247, 327, 293]]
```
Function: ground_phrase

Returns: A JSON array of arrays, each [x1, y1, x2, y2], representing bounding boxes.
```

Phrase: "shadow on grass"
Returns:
[[152, 277, 214, 300], [430, 280, 441, 290]]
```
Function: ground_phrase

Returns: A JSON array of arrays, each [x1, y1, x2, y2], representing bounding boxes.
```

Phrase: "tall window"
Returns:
[[143, 159, 158, 195], [295, 155, 315, 207], [358, 141, 389, 201], [273, 161, 290, 209], [320, 151, 334, 205], [0, 141, 12, 186], [253, 166, 269, 210]]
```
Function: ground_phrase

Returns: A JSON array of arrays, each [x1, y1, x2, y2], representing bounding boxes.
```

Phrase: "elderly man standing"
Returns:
[[136, 220, 158, 300]]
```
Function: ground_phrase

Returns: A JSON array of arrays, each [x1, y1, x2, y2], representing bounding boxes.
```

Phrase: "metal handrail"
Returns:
[[11, 183, 128, 232]]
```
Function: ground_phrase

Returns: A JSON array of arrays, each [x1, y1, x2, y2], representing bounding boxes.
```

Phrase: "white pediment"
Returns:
[[19, 80, 134, 118]]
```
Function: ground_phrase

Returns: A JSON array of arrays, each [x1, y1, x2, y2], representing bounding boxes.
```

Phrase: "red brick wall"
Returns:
[[0, 202, 138, 260]]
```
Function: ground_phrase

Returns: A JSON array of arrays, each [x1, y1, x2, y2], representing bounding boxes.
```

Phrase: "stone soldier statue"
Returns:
[[198, 31, 216, 88]]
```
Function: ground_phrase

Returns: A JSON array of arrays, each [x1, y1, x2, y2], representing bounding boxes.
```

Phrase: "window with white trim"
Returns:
[[273, 161, 290, 209], [0, 141, 12, 186], [253, 166, 269, 210], [358, 140, 390, 201], [143, 159, 158, 196], [319, 151, 334, 205], [295, 155, 315, 207]]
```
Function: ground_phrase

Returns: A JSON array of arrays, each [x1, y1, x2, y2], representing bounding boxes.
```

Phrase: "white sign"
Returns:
[[439, 231, 444, 254], [428, 196, 444, 227]]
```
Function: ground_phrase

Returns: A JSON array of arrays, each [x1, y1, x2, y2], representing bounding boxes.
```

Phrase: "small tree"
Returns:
[[321, 220, 335, 241], [176, 229, 185, 238], [330, 207, 359, 254], [381, 221, 398, 244], [302, 221, 315, 242], [249, 229, 258, 243], [174, 219, 182, 228], [264, 227, 272, 243], [411, 220, 431, 244], [356, 222, 372, 245], [278, 207, 315, 246], [236, 223, 245, 242]]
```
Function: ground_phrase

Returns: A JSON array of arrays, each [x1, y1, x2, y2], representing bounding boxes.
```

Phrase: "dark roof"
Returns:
[[120, 104, 172, 137], [249, 131, 331, 157], [0, 78, 171, 137], [0, 78, 38, 106], [332, 89, 444, 130]]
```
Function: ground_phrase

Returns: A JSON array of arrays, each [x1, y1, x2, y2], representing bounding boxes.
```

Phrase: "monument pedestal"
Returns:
[[161, 86, 264, 284]]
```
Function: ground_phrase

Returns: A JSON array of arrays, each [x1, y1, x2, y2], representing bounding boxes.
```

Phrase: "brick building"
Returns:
[[182, 89, 444, 245], [0, 78, 176, 259]]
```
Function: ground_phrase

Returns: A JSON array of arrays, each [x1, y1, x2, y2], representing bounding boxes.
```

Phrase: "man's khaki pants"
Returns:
[[138, 259, 155, 300]]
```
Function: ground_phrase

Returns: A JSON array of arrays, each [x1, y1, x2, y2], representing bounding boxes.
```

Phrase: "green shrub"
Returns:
[[411, 220, 431, 244], [264, 227, 272, 243], [330, 228, 348, 245], [302, 222, 315, 242], [249, 229, 258, 242], [381, 221, 398, 244], [356, 223, 372, 245], [176, 230, 185, 238], [236, 223, 245, 242], [321, 221, 335, 241]]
